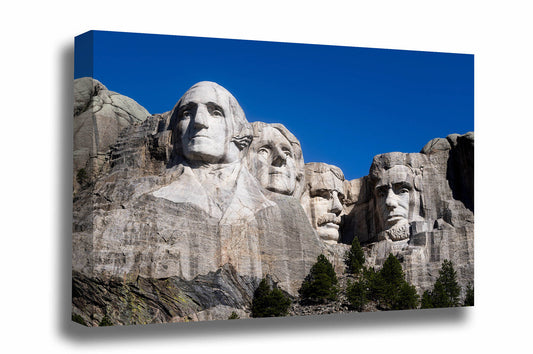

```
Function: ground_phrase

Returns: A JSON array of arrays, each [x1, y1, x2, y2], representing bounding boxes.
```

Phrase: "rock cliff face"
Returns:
[[72, 81, 474, 326], [73, 77, 150, 192], [72, 82, 327, 326], [342, 132, 474, 294]]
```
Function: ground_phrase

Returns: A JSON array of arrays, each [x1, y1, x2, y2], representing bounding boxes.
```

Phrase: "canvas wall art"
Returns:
[[72, 30, 474, 326]]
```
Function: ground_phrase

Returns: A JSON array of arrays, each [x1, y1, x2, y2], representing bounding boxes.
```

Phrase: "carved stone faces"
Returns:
[[174, 82, 244, 164], [247, 122, 304, 196], [302, 163, 345, 243], [157, 82, 274, 222], [374, 165, 414, 241]]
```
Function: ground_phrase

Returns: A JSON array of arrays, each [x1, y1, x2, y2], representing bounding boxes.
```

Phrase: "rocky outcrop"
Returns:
[[72, 264, 260, 326], [73, 77, 150, 192]]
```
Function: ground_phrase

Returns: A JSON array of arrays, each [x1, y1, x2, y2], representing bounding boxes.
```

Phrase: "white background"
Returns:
[[1, 0, 531, 352]]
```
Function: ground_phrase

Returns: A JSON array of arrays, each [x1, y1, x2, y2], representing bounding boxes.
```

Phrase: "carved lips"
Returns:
[[189, 133, 211, 140], [317, 213, 341, 228], [385, 214, 406, 222], [268, 168, 291, 177]]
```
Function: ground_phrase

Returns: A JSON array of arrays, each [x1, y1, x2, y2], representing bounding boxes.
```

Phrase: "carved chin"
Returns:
[[184, 146, 223, 163], [266, 175, 295, 195], [317, 224, 340, 243]]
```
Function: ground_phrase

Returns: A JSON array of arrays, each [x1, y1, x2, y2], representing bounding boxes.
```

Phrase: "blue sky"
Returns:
[[75, 30, 473, 180]]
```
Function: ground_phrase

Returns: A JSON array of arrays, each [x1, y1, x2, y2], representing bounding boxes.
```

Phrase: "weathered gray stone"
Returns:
[[72, 80, 474, 325], [72, 82, 327, 326], [246, 122, 305, 197], [372, 164, 424, 241], [72, 264, 260, 326], [300, 162, 346, 244], [342, 132, 474, 295], [73, 77, 150, 192], [420, 137, 451, 154]]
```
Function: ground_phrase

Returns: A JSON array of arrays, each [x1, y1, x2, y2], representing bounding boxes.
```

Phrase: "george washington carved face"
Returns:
[[174, 81, 248, 164]]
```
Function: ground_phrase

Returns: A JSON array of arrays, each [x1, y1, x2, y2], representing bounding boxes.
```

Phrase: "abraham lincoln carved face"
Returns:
[[374, 165, 415, 241]]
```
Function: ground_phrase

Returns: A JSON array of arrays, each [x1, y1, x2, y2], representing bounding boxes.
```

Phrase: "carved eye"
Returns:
[[207, 103, 225, 118], [181, 110, 192, 119], [377, 188, 388, 197], [282, 149, 292, 158], [312, 190, 331, 200], [399, 188, 409, 194], [258, 147, 270, 158]]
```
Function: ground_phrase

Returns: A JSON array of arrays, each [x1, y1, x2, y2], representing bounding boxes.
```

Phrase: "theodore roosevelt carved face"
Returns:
[[302, 163, 345, 243], [248, 122, 304, 196], [174, 81, 249, 164], [374, 165, 414, 241]]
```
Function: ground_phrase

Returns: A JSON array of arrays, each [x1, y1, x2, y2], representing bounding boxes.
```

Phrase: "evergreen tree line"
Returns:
[[249, 237, 473, 318], [345, 238, 474, 311]]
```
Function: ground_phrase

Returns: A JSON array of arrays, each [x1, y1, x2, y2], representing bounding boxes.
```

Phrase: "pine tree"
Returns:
[[346, 279, 367, 311], [371, 253, 419, 310], [364, 266, 386, 302], [380, 253, 405, 287], [299, 254, 338, 304], [422, 260, 462, 309], [430, 259, 461, 308], [345, 237, 365, 275], [380, 253, 404, 309], [393, 281, 419, 310], [430, 279, 448, 308], [463, 283, 474, 306], [251, 278, 292, 318], [421, 290, 433, 309]]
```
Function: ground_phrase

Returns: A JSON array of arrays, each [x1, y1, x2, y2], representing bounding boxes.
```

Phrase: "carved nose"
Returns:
[[330, 191, 343, 215], [385, 189, 398, 210], [194, 105, 209, 129], [271, 146, 287, 167]]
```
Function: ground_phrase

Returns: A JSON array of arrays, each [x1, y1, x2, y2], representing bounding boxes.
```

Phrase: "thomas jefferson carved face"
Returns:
[[250, 126, 297, 195], [374, 165, 413, 240], [303, 163, 345, 243], [176, 82, 240, 164]]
